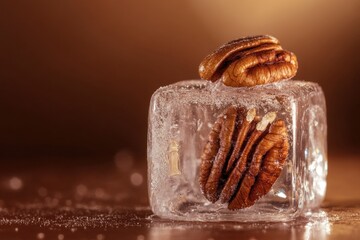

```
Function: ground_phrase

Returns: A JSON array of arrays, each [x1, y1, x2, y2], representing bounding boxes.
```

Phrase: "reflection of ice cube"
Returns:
[[148, 80, 327, 222]]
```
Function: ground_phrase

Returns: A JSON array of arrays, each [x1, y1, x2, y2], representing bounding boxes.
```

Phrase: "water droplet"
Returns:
[[115, 193, 127, 201], [97, 233, 105, 240], [9, 177, 23, 190], [76, 184, 87, 196], [233, 225, 243, 230], [95, 188, 105, 199], [137, 235, 145, 240], [65, 200, 72, 206], [37, 232, 45, 239], [38, 187, 48, 197], [130, 172, 143, 186], [114, 150, 134, 171], [58, 234, 64, 240]]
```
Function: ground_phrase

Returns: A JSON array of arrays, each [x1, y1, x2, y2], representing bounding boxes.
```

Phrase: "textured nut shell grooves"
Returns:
[[204, 107, 237, 202], [199, 107, 289, 210], [199, 35, 298, 87]]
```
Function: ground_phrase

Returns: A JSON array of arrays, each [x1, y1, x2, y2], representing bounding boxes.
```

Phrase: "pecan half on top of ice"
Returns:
[[199, 35, 298, 87], [199, 107, 289, 210]]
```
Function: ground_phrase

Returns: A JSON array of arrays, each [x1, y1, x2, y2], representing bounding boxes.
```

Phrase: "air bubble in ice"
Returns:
[[275, 189, 287, 199]]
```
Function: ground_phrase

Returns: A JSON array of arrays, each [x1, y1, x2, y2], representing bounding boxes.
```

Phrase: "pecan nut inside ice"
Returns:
[[199, 106, 289, 210]]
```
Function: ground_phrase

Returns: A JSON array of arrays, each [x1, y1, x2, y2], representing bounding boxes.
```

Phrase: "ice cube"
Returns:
[[147, 80, 327, 222]]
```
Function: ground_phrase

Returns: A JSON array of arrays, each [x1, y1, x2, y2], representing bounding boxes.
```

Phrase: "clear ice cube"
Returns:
[[147, 80, 327, 222]]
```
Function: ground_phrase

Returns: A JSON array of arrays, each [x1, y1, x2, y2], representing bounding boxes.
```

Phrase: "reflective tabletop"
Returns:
[[0, 155, 359, 240]]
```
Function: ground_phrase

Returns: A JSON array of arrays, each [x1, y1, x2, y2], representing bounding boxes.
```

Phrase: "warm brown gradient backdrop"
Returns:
[[1, 1, 359, 160]]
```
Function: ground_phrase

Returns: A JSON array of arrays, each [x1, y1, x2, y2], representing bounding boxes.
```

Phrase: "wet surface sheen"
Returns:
[[0, 155, 358, 240]]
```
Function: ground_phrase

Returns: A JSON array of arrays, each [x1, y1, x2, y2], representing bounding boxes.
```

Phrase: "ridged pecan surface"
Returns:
[[199, 106, 289, 210], [199, 35, 298, 87]]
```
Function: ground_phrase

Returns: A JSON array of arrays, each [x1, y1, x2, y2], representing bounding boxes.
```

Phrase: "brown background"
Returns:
[[1, 0, 360, 161]]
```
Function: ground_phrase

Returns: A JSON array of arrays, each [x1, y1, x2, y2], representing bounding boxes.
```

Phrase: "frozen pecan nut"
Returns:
[[199, 35, 298, 87], [199, 106, 289, 210]]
